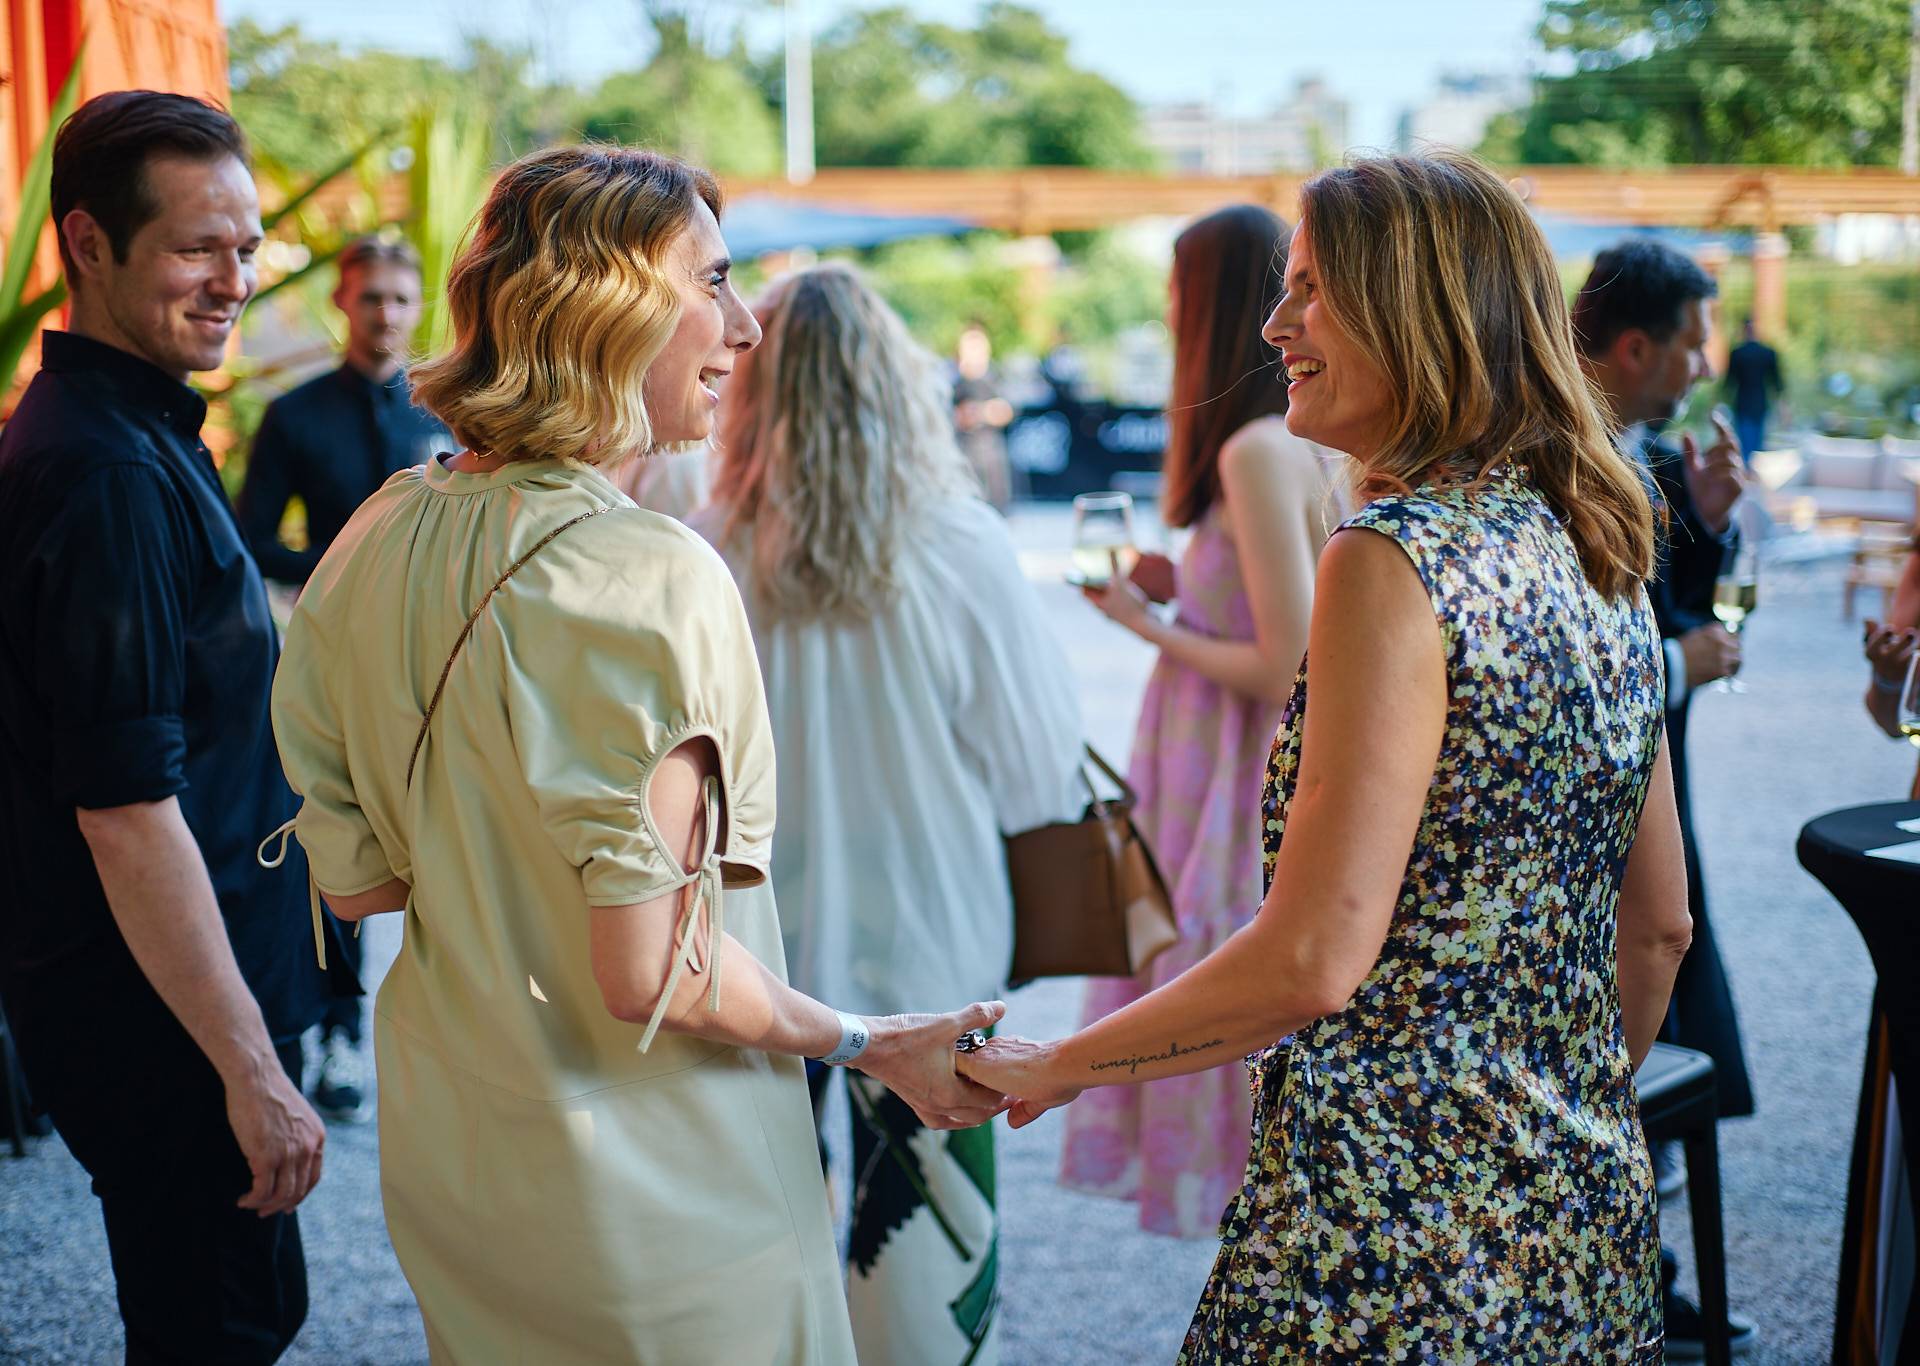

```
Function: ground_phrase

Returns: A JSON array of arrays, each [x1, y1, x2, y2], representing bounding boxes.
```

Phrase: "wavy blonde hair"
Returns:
[[709, 263, 976, 621], [410, 144, 720, 466], [1299, 150, 1655, 598]]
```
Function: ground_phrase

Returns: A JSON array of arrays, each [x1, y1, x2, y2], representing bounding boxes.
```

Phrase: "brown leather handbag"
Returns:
[[1005, 746, 1178, 981]]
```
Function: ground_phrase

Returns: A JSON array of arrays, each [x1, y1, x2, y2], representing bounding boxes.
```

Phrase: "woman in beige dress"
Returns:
[[267, 145, 1006, 1364]]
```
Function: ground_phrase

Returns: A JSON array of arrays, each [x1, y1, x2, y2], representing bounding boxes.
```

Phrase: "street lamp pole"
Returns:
[[784, 0, 815, 185]]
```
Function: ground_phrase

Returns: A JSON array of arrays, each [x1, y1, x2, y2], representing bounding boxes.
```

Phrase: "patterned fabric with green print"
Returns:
[[847, 1071, 999, 1365]]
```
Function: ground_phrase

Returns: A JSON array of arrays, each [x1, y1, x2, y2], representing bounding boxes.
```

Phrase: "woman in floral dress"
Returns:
[[962, 150, 1692, 1361], [1061, 205, 1347, 1239]]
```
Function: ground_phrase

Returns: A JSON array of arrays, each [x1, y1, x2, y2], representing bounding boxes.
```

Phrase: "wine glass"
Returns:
[[1899, 650, 1920, 749], [1068, 491, 1137, 590], [1710, 542, 1759, 694]]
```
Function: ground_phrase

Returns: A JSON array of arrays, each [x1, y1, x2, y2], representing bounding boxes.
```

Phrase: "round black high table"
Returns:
[[1798, 799, 1920, 1366]]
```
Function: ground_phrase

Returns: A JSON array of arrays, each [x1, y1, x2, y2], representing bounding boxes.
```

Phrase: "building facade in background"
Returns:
[[1143, 77, 1351, 174], [1395, 71, 1525, 156]]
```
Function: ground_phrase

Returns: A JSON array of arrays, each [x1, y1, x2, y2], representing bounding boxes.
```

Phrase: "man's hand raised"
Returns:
[[1680, 412, 1746, 535]]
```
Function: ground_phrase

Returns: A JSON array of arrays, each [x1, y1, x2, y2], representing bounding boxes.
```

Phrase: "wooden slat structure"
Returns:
[[718, 165, 1920, 234]]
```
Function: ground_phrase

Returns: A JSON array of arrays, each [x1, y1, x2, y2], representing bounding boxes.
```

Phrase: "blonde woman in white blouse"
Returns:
[[694, 264, 1084, 1366]]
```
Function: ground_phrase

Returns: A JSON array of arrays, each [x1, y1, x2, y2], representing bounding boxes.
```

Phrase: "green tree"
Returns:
[[767, 3, 1154, 170], [573, 12, 782, 174], [229, 21, 558, 175], [857, 235, 1033, 356], [1497, 0, 1911, 167]]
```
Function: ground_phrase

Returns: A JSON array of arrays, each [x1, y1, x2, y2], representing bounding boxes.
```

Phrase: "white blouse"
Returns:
[[692, 495, 1086, 1014]]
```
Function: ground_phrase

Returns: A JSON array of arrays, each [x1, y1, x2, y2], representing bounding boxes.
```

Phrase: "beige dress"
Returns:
[[271, 455, 854, 1364]]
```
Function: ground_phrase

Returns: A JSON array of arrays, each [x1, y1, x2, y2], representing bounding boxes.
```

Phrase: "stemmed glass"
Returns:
[[1711, 541, 1759, 694], [1068, 491, 1137, 589], [1899, 650, 1920, 748]]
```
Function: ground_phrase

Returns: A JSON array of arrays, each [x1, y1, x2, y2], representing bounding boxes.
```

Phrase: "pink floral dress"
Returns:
[[1058, 505, 1286, 1238]]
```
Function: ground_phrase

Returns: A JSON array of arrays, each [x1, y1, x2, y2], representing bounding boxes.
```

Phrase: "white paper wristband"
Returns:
[[820, 1011, 870, 1066]]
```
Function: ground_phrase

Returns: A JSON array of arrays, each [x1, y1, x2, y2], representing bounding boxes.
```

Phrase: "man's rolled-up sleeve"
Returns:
[[31, 465, 194, 810]]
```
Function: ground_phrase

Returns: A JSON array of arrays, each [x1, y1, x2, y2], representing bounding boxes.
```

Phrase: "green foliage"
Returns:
[[1052, 234, 1167, 347], [1502, 0, 1912, 167], [768, 3, 1155, 169], [1712, 259, 1920, 432], [851, 229, 1165, 361], [857, 235, 1034, 356], [230, 20, 559, 175], [232, 5, 1149, 184], [574, 19, 782, 175], [407, 104, 495, 354], [0, 48, 83, 399]]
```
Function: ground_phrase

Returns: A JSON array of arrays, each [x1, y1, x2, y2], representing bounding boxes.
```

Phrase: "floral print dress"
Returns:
[[1181, 467, 1665, 1364]]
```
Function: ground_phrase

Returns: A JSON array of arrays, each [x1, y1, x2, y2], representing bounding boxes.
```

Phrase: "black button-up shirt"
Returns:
[[237, 362, 449, 584], [0, 331, 331, 1071]]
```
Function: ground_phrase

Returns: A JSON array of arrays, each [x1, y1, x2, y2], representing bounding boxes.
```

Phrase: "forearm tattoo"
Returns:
[[1088, 1038, 1226, 1076]]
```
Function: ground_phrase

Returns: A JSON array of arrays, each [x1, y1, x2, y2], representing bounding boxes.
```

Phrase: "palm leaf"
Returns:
[[0, 280, 67, 397], [262, 125, 398, 235], [0, 47, 83, 319], [407, 104, 494, 354]]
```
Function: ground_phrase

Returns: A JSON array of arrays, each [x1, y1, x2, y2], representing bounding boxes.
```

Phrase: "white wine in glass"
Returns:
[[1899, 652, 1920, 748], [1069, 491, 1138, 589], [1711, 544, 1759, 694], [1712, 576, 1758, 630]]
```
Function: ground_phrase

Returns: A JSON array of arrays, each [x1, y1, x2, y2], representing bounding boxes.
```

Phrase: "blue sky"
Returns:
[[222, 0, 1546, 153]]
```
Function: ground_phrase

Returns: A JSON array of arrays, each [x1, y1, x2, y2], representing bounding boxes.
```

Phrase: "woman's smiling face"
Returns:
[[1261, 223, 1393, 459], [640, 198, 761, 449]]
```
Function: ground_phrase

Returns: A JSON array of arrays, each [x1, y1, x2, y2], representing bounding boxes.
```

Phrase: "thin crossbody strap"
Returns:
[[406, 505, 613, 788]]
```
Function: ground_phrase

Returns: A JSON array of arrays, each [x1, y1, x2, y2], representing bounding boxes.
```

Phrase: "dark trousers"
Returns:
[[318, 915, 363, 1044], [32, 1025, 309, 1365], [1663, 699, 1756, 1118]]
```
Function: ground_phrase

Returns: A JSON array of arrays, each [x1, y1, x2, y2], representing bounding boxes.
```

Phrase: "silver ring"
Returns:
[[954, 1029, 988, 1053]]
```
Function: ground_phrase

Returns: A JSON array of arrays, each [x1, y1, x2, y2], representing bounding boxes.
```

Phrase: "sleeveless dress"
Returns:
[[1062, 437, 1344, 1239], [1181, 467, 1665, 1363], [271, 456, 854, 1364]]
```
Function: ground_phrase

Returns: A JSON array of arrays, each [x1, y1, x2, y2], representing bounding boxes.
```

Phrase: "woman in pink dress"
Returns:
[[1059, 204, 1347, 1237]]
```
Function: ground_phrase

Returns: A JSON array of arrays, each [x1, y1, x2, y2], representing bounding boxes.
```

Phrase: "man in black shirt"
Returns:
[[0, 92, 336, 1364], [1575, 240, 1757, 1359], [238, 236, 445, 585], [1723, 316, 1785, 462], [237, 236, 443, 1119]]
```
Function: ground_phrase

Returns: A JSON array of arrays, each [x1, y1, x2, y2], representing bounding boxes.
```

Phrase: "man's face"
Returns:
[[334, 260, 423, 366], [65, 153, 262, 380], [1626, 296, 1713, 428]]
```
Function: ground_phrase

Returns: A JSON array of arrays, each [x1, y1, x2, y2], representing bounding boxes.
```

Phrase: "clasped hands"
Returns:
[[855, 1005, 1083, 1131]]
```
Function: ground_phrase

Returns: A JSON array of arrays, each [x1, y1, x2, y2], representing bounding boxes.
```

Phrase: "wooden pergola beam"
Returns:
[[287, 163, 1920, 240], [719, 165, 1920, 232]]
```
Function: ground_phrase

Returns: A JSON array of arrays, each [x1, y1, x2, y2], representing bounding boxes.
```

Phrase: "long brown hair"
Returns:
[[1161, 205, 1292, 528], [1298, 151, 1655, 598]]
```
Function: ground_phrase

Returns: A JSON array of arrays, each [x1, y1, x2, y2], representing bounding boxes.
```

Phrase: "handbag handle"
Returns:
[[1080, 743, 1136, 811], [406, 505, 612, 788]]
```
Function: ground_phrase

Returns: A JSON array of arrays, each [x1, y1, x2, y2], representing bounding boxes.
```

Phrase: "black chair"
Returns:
[[1637, 1041, 1732, 1366]]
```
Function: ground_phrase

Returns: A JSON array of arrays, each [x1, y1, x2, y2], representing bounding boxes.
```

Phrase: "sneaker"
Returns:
[[1652, 1141, 1687, 1200], [312, 1031, 368, 1122], [1664, 1287, 1757, 1360]]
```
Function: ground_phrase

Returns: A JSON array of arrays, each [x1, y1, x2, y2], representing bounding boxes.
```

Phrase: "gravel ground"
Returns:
[[2, 506, 1912, 1364]]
